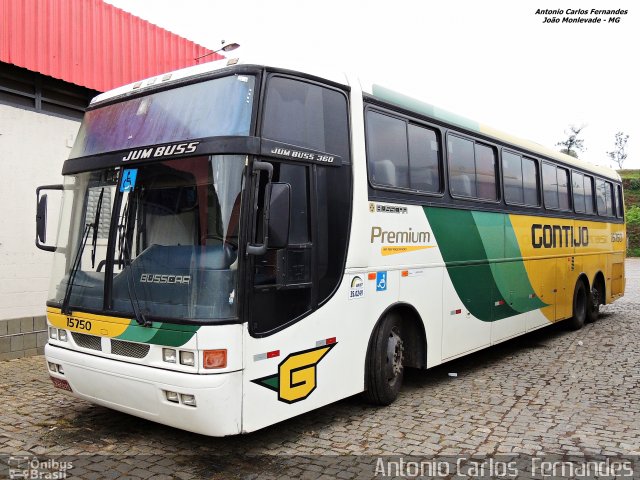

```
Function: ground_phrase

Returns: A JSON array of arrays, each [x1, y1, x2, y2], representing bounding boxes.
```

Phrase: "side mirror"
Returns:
[[37, 194, 48, 243], [267, 182, 291, 249], [36, 184, 63, 252]]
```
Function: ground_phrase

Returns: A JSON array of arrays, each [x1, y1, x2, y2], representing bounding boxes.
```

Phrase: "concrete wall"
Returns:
[[0, 104, 80, 321]]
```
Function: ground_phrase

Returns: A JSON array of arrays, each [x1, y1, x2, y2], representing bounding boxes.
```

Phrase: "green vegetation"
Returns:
[[620, 170, 640, 256]]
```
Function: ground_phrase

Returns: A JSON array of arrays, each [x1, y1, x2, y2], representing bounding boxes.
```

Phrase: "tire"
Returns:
[[363, 313, 405, 405], [586, 282, 602, 323], [567, 280, 587, 330]]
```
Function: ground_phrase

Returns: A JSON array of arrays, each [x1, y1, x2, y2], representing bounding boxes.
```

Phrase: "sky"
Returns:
[[106, 0, 638, 169]]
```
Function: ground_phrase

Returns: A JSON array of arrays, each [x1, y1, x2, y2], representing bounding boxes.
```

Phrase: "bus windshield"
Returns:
[[70, 74, 255, 158], [48, 155, 245, 322]]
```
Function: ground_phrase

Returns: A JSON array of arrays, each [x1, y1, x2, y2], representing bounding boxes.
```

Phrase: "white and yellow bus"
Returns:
[[37, 58, 625, 436]]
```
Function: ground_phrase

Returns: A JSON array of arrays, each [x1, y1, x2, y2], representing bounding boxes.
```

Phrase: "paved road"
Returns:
[[1, 260, 639, 479]]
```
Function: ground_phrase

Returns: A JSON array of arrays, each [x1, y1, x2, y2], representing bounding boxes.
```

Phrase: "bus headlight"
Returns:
[[58, 330, 68, 342], [162, 348, 177, 363], [49, 327, 57, 340], [179, 351, 195, 366], [180, 394, 197, 407]]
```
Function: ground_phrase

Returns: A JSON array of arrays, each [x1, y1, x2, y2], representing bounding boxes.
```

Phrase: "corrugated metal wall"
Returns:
[[0, 0, 220, 92]]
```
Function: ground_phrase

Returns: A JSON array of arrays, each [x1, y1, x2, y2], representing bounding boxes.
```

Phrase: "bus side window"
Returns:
[[616, 184, 624, 218], [408, 124, 440, 193], [366, 111, 409, 189], [605, 181, 614, 217], [557, 167, 570, 211], [542, 162, 559, 209], [596, 179, 607, 215], [503, 151, 524, 205], [573, 171, 585, 213], [475, 144, 497, 200], [522, 158, 539, 206], [584, 175, 595, 214], [448, 135, 476, 198]]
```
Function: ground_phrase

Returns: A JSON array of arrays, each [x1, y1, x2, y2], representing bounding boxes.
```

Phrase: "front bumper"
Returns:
[[45, 344, 243, 436]]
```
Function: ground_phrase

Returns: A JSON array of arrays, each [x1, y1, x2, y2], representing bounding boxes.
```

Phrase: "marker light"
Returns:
[[48, 362, 57, 372], [181, 394, 197, 407], [165, 391, 179, 403], [58, 330, 68, 342], [162, 348, 177, 363], [57, 365, 64, 375], [49, 327, 57, 340], [180, 351, 195, 367], [203, 349, 227, 369]]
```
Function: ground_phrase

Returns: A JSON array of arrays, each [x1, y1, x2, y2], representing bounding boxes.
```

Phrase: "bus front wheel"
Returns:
[[363, 313, 404, 405], [568, 280, 587, 330]]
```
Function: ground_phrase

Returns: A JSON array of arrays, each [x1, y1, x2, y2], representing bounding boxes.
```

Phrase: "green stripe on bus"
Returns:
[[473, 211, 547, 313], [116, 321, 199, 347], [424, 207, 544, 321]]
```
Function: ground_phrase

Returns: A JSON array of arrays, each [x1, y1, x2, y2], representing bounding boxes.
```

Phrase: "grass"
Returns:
[[619, 169, 640, 180], [619, 170, 640, 256]]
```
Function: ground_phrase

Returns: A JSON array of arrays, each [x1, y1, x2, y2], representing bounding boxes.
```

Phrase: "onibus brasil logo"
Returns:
[[252, 343, 337, 403]]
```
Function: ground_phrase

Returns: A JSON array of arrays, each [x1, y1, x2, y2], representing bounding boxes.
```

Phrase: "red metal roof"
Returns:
[[0, 0, 222, 92]]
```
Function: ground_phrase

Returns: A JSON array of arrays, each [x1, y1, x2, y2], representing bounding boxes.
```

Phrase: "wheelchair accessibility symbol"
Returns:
[[376, 271, 387, 292], [120, 169, 138, 193]]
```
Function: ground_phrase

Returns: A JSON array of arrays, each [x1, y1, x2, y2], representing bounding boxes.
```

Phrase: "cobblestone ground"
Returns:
[[1, 260, 639, 479]]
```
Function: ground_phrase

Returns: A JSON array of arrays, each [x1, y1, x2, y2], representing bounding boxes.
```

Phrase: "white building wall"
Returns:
[[0, 104, 80, 320]]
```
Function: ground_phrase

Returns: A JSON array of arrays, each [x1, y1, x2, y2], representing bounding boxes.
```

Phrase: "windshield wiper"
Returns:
[[90, 188, 104, 268], [61, 223, 92, 315], [118, 193, 151, 327]]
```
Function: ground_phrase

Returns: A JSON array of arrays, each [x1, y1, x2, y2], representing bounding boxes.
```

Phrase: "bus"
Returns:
[[37, 57, 626, 436]]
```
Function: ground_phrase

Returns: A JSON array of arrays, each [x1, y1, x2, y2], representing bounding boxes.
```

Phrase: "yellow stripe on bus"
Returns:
[[46, 307, 130, 337]]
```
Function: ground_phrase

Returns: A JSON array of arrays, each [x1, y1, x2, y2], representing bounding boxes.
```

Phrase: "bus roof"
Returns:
[[89, 57, 619, 182]]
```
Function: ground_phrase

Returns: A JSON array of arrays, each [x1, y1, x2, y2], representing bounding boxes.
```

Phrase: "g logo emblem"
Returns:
[[252, 343, 337, 403]]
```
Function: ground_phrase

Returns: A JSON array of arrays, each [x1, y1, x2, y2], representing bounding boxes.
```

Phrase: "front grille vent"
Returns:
[[111, 339, 150, 358], [70, 332, 150, 359], [71, 332, 101, 351]]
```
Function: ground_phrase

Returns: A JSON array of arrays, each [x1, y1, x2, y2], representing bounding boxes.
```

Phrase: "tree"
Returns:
[[607, 131, 629, 169], [556, 124, 586, 158]]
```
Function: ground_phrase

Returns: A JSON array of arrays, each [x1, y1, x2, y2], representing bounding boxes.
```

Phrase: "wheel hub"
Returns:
[[387, 328, 404, 378]]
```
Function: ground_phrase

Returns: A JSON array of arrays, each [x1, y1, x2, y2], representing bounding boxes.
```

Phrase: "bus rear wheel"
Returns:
[[363, 313, 404, 406], [567, 280, 587, 330], [586, 283, 601, 323]]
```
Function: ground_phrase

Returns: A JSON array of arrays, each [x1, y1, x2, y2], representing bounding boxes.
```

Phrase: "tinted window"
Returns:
[[263, 77, 350, 162], [252, 163, 312, 333], [522, 158, 539, 206], [366, 111, 441, 193], [503, 151, 523, 204], [72, 75, 256, 158], [573, 171, 585, 213], [596, 179, 607, 215], [366, 111, 409, 188], [557, 167, 570, 210], [616, 184, 624, 218], [542, 162, 558, 209], [316, 165, 351, 301], [279, 164, 310, 243], [584, 175, 595, 214], [605, 181, 614, 216], [448, 135, 476, 197], [408, 124, 440, 192], [475, 144, 497, 200]]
